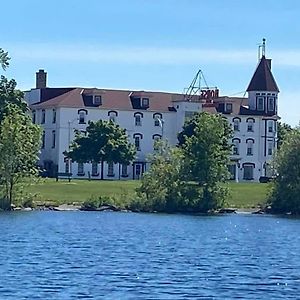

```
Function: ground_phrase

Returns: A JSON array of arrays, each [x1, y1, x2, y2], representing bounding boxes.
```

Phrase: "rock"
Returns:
[[218, 208, 236, 214], [53, 204, 80, 211], [23, 207, 32, 211], [252, 209, 264, 214]]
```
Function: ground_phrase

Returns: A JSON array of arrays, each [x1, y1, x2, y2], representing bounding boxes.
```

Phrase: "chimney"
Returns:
[[36, 69, 47, 89], [266, 59, 272, 70]]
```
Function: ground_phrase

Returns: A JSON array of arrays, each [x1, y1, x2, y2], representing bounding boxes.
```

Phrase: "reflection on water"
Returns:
[[0, 211, 299, 299]]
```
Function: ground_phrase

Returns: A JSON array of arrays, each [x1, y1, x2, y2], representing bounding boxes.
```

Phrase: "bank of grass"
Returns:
[[25, 178, 270, 209]]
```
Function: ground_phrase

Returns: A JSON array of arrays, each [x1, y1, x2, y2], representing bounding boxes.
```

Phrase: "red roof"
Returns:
[[31, 88, 185, 112]]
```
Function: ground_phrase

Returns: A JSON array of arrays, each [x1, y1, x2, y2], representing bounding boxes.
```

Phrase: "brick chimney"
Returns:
[[36, 69, 47, 89]]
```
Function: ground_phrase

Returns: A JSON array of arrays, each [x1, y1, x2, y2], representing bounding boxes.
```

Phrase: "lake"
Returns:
[[0, 211, 299, 299]]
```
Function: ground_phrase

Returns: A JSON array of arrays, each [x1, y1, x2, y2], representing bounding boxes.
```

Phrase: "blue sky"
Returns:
[[1, 0, 300, 125]]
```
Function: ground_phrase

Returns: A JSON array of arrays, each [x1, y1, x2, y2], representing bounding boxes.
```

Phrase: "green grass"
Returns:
[[26, 179, 138, 205], [226, 182, 270, 208], [26, 178, 270, 208]]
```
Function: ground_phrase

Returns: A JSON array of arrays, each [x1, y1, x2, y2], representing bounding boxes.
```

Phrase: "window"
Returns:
[[32, 110, 36, 124], [232, 139, 240, 155], [94, 95, 102, 106], [41, 131, 45, 149], [243, 164, 254, 180], [257, 97, 264, 111], [92, 162, 98, 176], [41, 109, 45, 124], [52, 109, 56, 124], [153, 134, 162, 150], [135, 115, 142, 126], [121, 164, 128, 177], [233, 118, 240, 131], [247, 119, 254, 132], [78, 163, 84, 175], [135, 136, 141, 151], [228, 164, 236, 180], [268, 121, 273, 133], [52, 130, 56, 148], [154, 117, 160, 126], [225, 103, 232, 113], [268, 97, 275, 111], [247, 140, 254, 156], [107, 162, 114, 176], [79, 111, 86, 124], [108, 111, 117, 122], [142, 98, 149, 108], [135, 164, 141, 176], [268, 141, 273, 156], [65, 161, 70, 173]]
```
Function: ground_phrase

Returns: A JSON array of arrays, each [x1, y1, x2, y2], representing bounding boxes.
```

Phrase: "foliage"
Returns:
[[65, 120, 136, 179], [179, 112, 232, 185], [136, 140, 187, 212], [0, 75, 28, 123], [269, 127, 300, 214], [277, 122, 293, 150], [0, 48, 10, 70], [0, 105, 42, 209]]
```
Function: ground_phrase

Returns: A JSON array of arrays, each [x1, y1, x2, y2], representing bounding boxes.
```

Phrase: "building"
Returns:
[[24, 50, 279, 182]]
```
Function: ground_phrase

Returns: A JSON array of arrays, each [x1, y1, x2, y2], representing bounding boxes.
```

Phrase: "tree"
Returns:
[[277, 122, 293, 150], [0, 48, 10, 71], [65, 120, 136, 179], [0, 76, 28, 123], [136, 140, 187, 212], [269, 127, 300, 214], [178, 112, 232, 210], [0, 105, 42, 210]]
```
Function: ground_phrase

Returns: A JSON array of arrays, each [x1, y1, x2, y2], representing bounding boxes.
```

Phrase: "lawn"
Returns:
[[26, 179, 270, 208]]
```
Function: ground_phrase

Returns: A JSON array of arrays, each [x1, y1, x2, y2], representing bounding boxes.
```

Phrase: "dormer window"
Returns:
[[257, 97, 264, 111], [93, 95, 102, 106], [268, 97, 275, 111], [225, 103, 232, 113], [142, 98, 149, 108]]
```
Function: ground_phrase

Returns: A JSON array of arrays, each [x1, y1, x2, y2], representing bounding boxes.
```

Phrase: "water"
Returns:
[[0, 212, 299, 299]]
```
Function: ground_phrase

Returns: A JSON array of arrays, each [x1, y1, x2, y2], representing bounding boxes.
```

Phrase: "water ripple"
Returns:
[[0, 212, 299, 299]]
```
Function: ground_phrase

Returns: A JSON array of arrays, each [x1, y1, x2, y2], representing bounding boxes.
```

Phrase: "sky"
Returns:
[[1, 0, 300, 125]]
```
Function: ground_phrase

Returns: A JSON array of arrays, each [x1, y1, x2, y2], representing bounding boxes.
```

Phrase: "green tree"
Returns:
[[277, 122, 293, 150], [0, 76, 28, 122], [0, 105, 42, 210], [178, 112, 232, 210], [136, 140, 187, 212], [269, 127, 300, 214], [0, 48, 10, 70], [65, 120, 136, 179]]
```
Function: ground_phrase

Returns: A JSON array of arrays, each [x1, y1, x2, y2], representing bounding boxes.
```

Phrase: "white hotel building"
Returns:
[[24, 53, 279, 182]]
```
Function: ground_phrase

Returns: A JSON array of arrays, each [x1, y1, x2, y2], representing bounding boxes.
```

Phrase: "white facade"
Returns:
[[25, 55, 279, 182]]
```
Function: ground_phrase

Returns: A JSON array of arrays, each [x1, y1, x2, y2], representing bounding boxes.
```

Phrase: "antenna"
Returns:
[[262, 38, 266, 57], [258, 38, 266, 61]]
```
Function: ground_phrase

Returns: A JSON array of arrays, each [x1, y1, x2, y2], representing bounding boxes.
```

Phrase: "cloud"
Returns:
[[6, 43, 257, 65]]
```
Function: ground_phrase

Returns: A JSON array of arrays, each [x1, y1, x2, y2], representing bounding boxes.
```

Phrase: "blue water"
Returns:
[[0, 212, 299, 299]]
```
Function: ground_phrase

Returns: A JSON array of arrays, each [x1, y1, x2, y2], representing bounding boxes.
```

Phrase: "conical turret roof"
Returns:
[[246, 56, 279, 92]]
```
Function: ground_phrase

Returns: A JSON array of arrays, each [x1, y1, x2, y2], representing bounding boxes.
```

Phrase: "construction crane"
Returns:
[[183, 69, 219, 102]]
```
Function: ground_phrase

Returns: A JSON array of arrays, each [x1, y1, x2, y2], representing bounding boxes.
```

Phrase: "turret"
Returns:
[[246, 39, 279, 115]]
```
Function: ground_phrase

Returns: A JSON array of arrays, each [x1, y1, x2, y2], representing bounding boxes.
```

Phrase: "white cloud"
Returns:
[[6, 43, 257, 65]]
